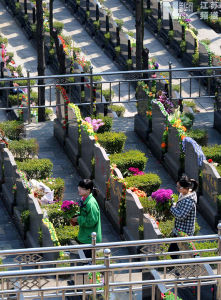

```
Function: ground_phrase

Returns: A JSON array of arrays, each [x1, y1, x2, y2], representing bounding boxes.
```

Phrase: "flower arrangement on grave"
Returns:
[[179, 12, 191, 27], [157, 91, 174, 114], [61, 200, 79, 221], [161, 291, 183, 300], [151, 189, 174, 217], [81, 120, 95, 136], [128, 187, 147, 198], [56, 85, 70, 129], [124, 167, 145, 177], [16, 169, 31, 193], [84, 117, 104, 132]]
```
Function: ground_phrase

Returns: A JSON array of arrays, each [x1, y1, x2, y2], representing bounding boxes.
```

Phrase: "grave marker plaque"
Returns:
[[186, 31, 195, 55], [199, 43, 209, 67]]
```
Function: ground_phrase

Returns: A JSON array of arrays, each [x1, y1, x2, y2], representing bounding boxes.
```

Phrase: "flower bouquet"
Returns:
[[124, 167, 145, 177], [61, 200, 79, 221], [151, 189, 174, 218]]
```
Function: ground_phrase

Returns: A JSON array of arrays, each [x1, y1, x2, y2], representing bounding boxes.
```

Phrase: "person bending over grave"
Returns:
[[168, 174, 198, 259], [71, 179, 102, 259]]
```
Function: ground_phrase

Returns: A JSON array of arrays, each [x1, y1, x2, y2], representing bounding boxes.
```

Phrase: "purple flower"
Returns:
[[151, 189, 173, 203]]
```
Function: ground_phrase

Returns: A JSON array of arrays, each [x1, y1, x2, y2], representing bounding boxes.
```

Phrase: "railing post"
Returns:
[[104, 249, 111, 300], [90, 66, 94, 115], [27, 70, 31, 124], [91, 232, 97, 299], [217, 223, 221, 300], [168, 61, 172, 102]]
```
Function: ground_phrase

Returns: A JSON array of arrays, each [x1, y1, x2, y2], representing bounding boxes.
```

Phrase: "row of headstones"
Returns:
[[136, 102, 221, 230], [54, 104, 162, 245], [0, 143, 57, 252]]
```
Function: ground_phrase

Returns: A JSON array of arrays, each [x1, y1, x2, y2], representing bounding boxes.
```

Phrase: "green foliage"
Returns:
[[192, 52, 199, 66], [159, 219, 200, 237], [191, 27, 198, 36], [183, 100, 196, 110], [180, 114, 193, 130], [180, 40, 186, 52], [202, 144, 221, 164], [115, 19, 124, 30], [194, 241, 218, 257], [157, 19, 162, 31], [109, 150, 147, 174], [9, 139, 38, 161], [16, 159, 53, 180], [31, 24, 36, 33], [126, 59, 133, 66], [104, 32, 111, 40], [96, 114, 113, 133], [45, 108, 54, 120], [115, 46, 121, 55], [144, 9, 152, 16], [0, 120, 24, 140], [101, 89, 115, 102], [109, 105, 125, 117], [201, 39, 211, 45], [21, 210, 30, 232], [14, 79, 36, 87], [172, 84, 180, 93], [42, 178, 65, 201], [44, 202, 69, 228], [93, 20, 100, 30], [216, 166, 221, 176], [125, 173, 161, 196], [8, 94, 23, 106], [187, 129, 208, 146], [139, 196, 157, 215], [97, 131, 126, 154], [168, 30, 174, 39], [127, 31, 134, 37], [0, 36, 8, 45], [61, 35, 72, 46], [56, 225, 79, 245], [53, 21, 64, 34]]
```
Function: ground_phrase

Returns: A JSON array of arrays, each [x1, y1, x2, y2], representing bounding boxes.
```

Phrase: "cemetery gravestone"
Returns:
[[64, 106, 80, 166], [123, 190, 143, 246], [199, 43, 209, 67], [186, 31, 195, 55], [173, 20, 182, 42], [106, 168, 123, 233], [199, 161, 221, 229], [164, 125, 181, 180], [78, 127, 95, 178], [148, 103, 167, 160], [184, 140, 200, 182], [214, 92, 221, 133], [94, 144, 110, 210]]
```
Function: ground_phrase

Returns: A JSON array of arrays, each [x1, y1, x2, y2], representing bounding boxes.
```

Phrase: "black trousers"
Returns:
[[168, 233, 180, 259], [77, 239, 92, 259]]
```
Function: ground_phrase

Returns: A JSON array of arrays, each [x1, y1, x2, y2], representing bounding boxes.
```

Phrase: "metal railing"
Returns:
[[0, 65, 220, 122], [0, 225, 221, 299]]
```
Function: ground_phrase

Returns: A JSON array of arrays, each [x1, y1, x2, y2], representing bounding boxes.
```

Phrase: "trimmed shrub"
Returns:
[[96, 114, 113, 133], [194, 241, 218, 257], [0, 120, 24, 140], [125, 173, 161, 196], [109, 150, 147, 174], [180, 114, 193, 130], [187, 129, 208, 146], [9, 139, 38, 160], [14, 79, 36, 87], [42, 177, 65, 201], [16, 159, 53, 179], [97, 132, 126, 154], [44, 202, 68, 228], [202, 144, 221, 164], [53, 21, 64, 34], [216, 165, 221, 176], [55, 225, 79, 245], [139, 197, 157, 215], [159, 219, 200, 238], [102, 89, 115, 102], [109, 105, 125, 117]]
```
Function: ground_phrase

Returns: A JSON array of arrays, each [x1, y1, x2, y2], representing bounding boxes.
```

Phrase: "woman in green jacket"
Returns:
[[71, 179, 102, 258]]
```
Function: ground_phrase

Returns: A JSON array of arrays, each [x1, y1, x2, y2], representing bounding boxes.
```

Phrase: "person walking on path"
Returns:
[[168, 174, 198, 259], [71, 179, 102, 258]]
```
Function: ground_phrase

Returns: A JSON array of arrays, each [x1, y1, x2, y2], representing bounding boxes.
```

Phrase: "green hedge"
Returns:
[[109, 105, 125, 117], [202, 144, 221, 164], [44, 202, 69, 228], [217, 165, 221, 176], [96, 114, 113, 133], [159, 219, 200, 238], [42, 177, 65, 201], [55, 225, 79, 245], [125, 173, 161, 196], [16, 158, 53, 179], [187, 129, 208, 146], [97, 132, 126, 154], [0, 120, 24, 140], [9, 139, 38, 161], [53, 21, 64, 34], [8, 91, 38, 106], [109, 150, 147, 174]]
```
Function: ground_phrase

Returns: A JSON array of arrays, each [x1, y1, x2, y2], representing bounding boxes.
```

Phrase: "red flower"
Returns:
[[208, 159, 213, 163]]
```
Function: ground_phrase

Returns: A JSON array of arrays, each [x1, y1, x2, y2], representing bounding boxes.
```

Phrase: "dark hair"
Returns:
[[78, 179, 98, 197], [177, 174, 198, 192]]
